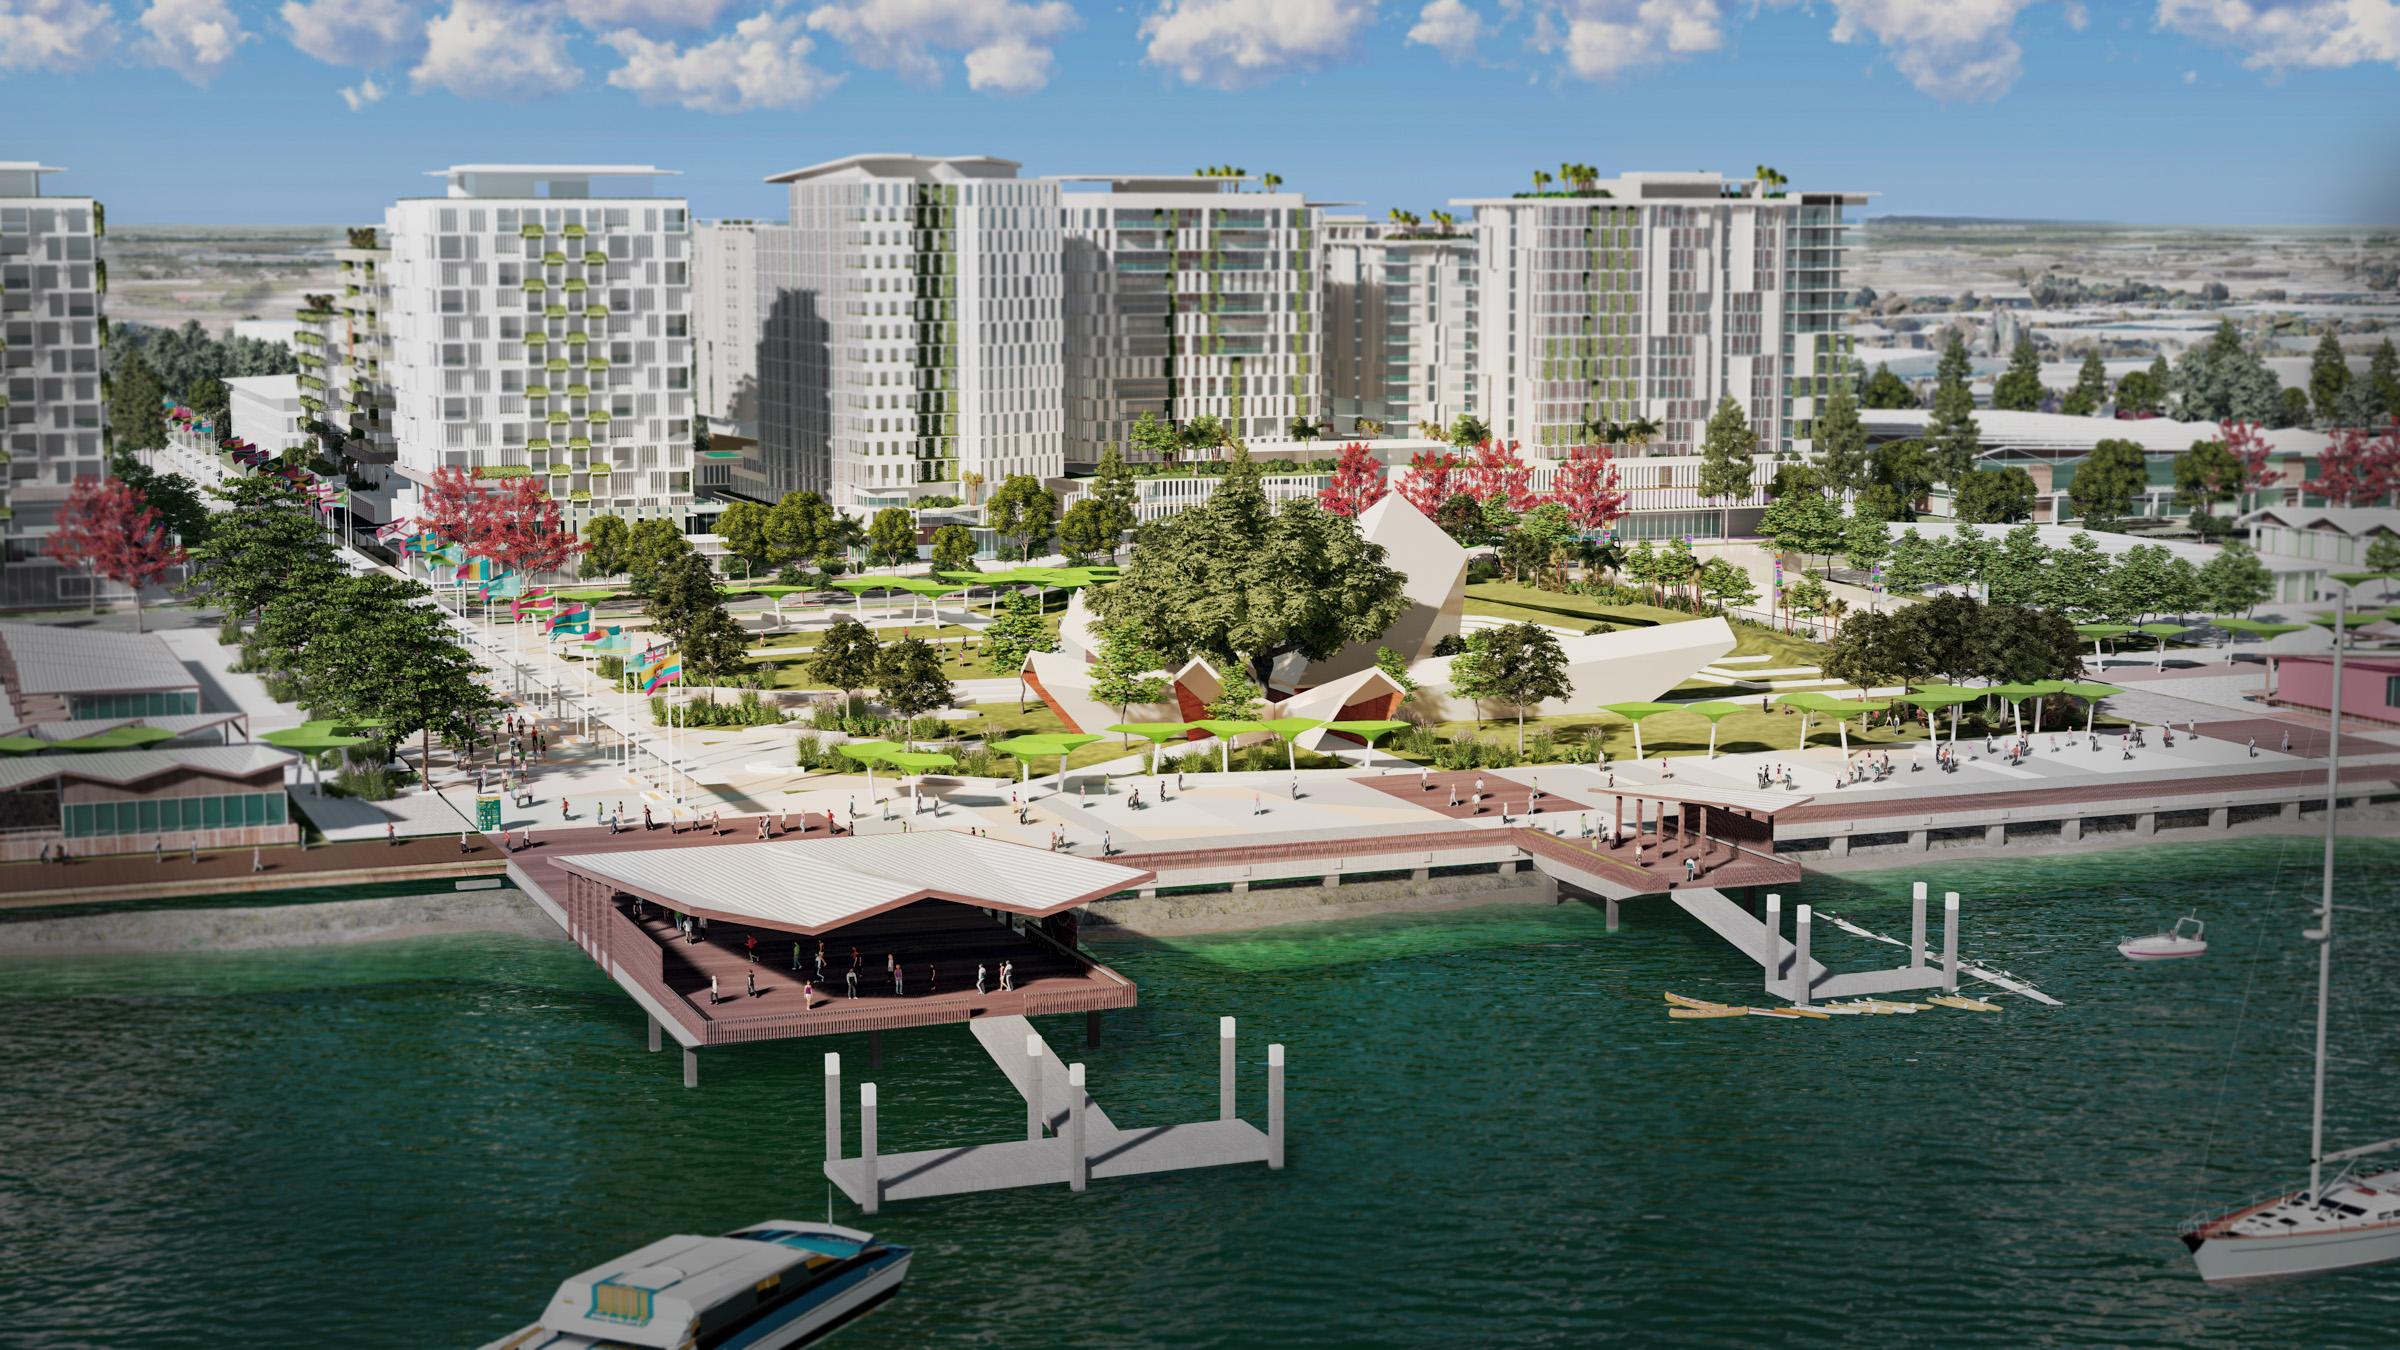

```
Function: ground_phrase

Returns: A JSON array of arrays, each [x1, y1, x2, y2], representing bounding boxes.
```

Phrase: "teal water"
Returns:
[[1, 837, 2396, 1347]]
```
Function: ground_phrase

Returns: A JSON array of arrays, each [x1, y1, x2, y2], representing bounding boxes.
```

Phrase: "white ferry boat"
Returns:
[[482, 1220, 911, 1349]]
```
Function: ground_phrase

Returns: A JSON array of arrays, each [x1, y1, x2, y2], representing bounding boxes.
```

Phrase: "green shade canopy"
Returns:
[[830, 577, 905, 595], [0, 734, 46, 755], [2311, 612, 2383, 630], [888, 578, 968, 597], [1107, 721, 1194, 743], [2074, 623, 2139, 638], [1600, 701, 1685, 720], [1772, 692, 1836, 713], [2061, 682, 2124, 700], [261, 723, 371, 753], [1322, 719, 1412, 745], [836, 739, 901, 764], [1258, 716, 1326, 740], [1676, 701, 1748, 723], [1191, 719, 1268, 739], [2210, 618, 2308, 637], [1809, 699, 1890, 718], [2134, 621, 2200, 638], [1985, 683, 2051, 700], [2331, 570, 2400, 586], [880, 750, 957, 772], [1891, 686, 1980, 710], [988, 733, 1105, 758]]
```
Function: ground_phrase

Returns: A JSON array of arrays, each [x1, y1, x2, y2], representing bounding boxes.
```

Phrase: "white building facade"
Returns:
[[756, 155, 1064, 511], [1057, 175, 1320, 467], [0, 163, 107, 607], [370, 165, 697, 531], [225, 374, 311, 457], [1456, 172, 1863, 458], [1322, 217, 1477, 438], [692, 219, 765, 446]]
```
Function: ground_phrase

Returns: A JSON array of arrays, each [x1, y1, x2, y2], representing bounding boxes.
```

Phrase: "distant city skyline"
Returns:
[[4, 0, 2397, 226]]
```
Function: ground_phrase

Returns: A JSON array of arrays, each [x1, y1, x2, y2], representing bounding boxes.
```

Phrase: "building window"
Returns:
[[2387, 675, 2399, 709], [63, 791, 287, 838], [67, 691, 200, 719]]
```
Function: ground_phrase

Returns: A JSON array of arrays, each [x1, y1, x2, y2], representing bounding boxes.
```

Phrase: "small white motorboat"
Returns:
[[2119, 914, 2208, 961]]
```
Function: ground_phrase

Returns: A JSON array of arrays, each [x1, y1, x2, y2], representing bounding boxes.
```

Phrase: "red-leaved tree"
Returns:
[[415, 466, 493, 551], [1317, 441, 1388, 517], [2316, 419, 2400, 507], [479, 474, 584, 576], [44, 477, 188, 631], [1460, 438, 1538, 510], [2219, 420, 2284, 510], [1396, 449, 1465, 518], [1549, 443, 1628, 532]]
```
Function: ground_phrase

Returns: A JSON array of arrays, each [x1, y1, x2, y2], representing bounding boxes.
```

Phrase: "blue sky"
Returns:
[[4, 0, 2396, 226]]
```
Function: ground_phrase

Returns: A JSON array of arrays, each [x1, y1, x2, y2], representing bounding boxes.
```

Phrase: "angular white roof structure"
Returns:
[[553, 834, 1155, 934], [0, 745, 289, 794], [0, 623, 197, 697]]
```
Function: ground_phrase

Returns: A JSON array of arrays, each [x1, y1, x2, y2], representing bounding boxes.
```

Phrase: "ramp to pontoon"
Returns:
[[1670, 888, 1826, 988]]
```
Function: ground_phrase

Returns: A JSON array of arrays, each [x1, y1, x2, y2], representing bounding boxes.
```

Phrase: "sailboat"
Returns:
[[2183, 585, 2400, 1282]]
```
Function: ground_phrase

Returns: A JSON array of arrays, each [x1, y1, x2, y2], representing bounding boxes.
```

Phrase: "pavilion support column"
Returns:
[[1067, 1063, 1088, 1193], [2062, 816, 2083, 843], [824, 1052, 842, 1163], [682, 1047, 698, 1089], [1698, 809, 1710, 862], [647, 1015, 661, 1052], [1267, 1044, 1286, 1171], [1910, 882, 1928, 968], [859, 1083, 880, 1215], [1605, 898, 1619, 932], [1219, 1017, 1237, 1121], [1613, 794, 1623, 843], [1027, 1033, 1047, 1141], [1942, 892, 1962, 993], [1793, 904, 1814, 1007], [1086, 1010, 1101, 1049], [1764, 894, 1783, 995]]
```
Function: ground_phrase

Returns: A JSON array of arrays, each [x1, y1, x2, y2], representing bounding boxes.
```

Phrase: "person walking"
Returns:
[[2281, 730, 2292, 754], [745, 932, 758, 963], [845, 965, 859, 999], [2247, 736, 2258, 758], [801, 979, 814, 1009], [791, 940, 803, 972], [894, 964, 905, 996], [1102, 830, 1113, 857], [560, 797, 570, 822], [1684, 856, 1698, 882], [709, 975, 721, 1006], [976, 962, 987, 994], [746, 969, 757, 999], [460, 829, 472, 855], [815, 942, 826, 981], [386, 821, 397, 848], [251, 847, 264, 874], [154, 835, 164, 864]]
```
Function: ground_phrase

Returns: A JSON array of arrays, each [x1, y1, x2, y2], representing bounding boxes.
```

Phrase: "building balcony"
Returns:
[[521, 224, 546, 240]]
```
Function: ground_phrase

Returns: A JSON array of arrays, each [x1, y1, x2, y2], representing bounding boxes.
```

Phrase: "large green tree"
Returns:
[[982, 591, 1055, 694], [1868, 439, 1935, 519], [1860, 363, 1917, 410], [1088, 622, 1169, 731], [2173, 319, 2280, 424], [2309, 332, 2351, 427], [987, 474, 1058, 562], [2113, 357, 2170, 417], [623, 518, 692, 595], [579, 514, 629, 578], [1982, 524, 2050, 608], [2061, 349, 2110, 417], [1844, 514, 1891, 575], [2198, 540, 2273, 615], [2039, 532, 2113, 618], [2368, 338, 2400, 420], [1954, 467, 2038, 525], [645, 551, 749, 681], [1758, 486, 1845, 576], [1087, 445, 1139, 559], [766, 490, 836, 565], [1092, 445, 1405, 692], [2068, 439, 2149, 528], [1992, 333, 2047, 411], [2173, 439, 2244, 527], [181, 475, 338, 623], [1695, 396, 1756, 535], [867, 507, 917, 569], [108, 449, 209, 548], [1476, 621, 1571, 751], [1814, 381, 1870, 496], [715, 501, 775, 575], [105, 351, 167, 453], [809, 616, 882, 713], [929, 524, 977, 575], [874, 635, 955, 729], [1926, 329, 1983, 489], [1057, 498, 1118, 562]]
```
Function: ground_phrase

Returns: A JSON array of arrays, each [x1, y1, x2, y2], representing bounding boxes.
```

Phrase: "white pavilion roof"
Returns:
[[552, 833, 1154, 934]]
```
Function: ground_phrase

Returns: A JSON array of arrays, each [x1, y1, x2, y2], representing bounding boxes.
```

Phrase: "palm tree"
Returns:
[[1626, 415, 1660, 446], [1532, 169, 1552, 195], [1261, 172, 1282, 192]]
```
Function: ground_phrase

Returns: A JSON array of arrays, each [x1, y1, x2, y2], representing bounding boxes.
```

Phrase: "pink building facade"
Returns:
[[2276, 655, 2400, 728]]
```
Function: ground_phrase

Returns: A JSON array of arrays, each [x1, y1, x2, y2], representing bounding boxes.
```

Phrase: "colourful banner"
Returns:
[[455, 557, 496, 585], [641, 657, 682, 694], [547, 605, 590, 636]]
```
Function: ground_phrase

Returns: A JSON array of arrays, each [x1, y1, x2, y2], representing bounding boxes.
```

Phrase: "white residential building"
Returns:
[[1057, 174, 1320, 466], [0, 162, 106, 607], [370, 165, 697, 532], [756, 154, 1064, 511], [1454, 171, 1865, 457], [1322, 217, 1477, 438], [291, 232, 397, 501], [225, 375, 311, 457], [693, 219, 766, 447]]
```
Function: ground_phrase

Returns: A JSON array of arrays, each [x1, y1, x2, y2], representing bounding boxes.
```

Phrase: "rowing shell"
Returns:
[[1927, 994, 2002, 1012], [1668, 1007, 1753, 1020]]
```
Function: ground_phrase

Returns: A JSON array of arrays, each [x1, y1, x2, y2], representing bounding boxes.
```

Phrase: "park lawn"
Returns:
[[761, 643, 1007, 691]]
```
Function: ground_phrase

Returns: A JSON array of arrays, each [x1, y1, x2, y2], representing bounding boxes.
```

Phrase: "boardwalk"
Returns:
[[1356, 768, 1589, 821]]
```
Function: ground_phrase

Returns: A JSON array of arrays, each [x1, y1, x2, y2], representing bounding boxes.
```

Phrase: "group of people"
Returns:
[[687, 930, 1028, 1009]]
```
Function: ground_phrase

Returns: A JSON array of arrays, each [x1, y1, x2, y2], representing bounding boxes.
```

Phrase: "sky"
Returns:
[[3, 0, 2398, 227]]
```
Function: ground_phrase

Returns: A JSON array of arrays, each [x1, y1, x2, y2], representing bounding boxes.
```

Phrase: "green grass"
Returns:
[[1396, 704, 1933, 764]]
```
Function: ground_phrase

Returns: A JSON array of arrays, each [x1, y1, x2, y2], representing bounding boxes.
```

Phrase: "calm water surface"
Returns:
[[2, 837, 2396, 1348]]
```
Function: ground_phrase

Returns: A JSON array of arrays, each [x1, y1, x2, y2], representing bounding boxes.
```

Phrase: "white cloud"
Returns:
[[603, 10, 839, 110], [1821, 0, 2036, 101], [2063, 1, 2088, 29], [565, 0, 733, 29], [281, 0, 422, 67], [962, 33, 1050, 90], [340, 73, 387, 106], [2156, 0, 2400, 73], [1139, 0, 1380, 86], [0, 0, 120, 71], [1406, 0, 1483, 59], [2183, 65, 2198, 79], [138, 0, 250, 81], [411, 0, 582, 97], [1529, 0, 1725, 81], [808, 0, 1077, 92]]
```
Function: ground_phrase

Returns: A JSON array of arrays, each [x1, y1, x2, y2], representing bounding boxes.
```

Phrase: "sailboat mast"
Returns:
[[2310, 584, 2345, 1201]]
